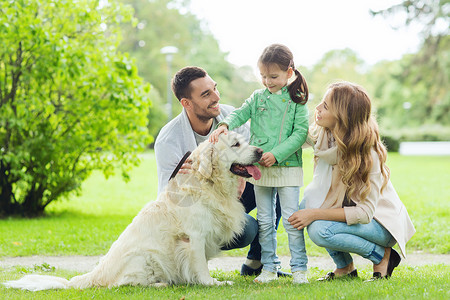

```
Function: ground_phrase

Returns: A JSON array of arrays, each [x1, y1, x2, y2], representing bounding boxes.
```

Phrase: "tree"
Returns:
[[304, 48, 369, 114], [119, 0, 260, 129], [0, 0, 152, 216], [371, 0, 450, 126]]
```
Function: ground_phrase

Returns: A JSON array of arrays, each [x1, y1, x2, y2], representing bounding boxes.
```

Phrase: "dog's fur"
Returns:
[[3, 132, 262, 291]]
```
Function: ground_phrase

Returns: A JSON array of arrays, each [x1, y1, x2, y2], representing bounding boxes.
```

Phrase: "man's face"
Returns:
[[186, 75, 221, 122]]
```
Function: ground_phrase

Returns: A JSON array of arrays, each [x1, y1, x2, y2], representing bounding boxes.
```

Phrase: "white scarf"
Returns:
[[303, 129, 340, 209]]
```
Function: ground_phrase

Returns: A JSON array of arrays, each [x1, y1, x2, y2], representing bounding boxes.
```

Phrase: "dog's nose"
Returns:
[[256, 148, 263, 156]]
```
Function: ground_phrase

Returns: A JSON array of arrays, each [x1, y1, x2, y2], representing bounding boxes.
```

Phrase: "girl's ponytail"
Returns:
[[289, 68, 309, 105]]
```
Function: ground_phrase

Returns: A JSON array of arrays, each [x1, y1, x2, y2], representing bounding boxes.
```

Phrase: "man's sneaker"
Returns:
[[293, 270, 309, 284], [254, 269, 278, 283], [240, 263, 263, 276]]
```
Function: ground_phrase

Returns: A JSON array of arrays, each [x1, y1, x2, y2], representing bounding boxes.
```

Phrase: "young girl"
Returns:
[[288, 82, 415, 281], [210, 44, 310, 284]]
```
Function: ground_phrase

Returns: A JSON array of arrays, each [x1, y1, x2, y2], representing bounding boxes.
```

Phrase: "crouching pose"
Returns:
[[288, 82, 415, 281]]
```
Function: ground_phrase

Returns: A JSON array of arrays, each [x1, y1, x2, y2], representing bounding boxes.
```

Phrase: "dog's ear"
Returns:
[[197, 144, 215, 178]]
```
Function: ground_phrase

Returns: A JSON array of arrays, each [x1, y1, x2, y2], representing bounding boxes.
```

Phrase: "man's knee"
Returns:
[[242, 214, 258, 243], [222, 214, 257, 250]]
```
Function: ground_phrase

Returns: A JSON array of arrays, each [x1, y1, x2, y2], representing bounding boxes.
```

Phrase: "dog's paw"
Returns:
[[150, 282, 168, 288], [214, 280, 234, 286]]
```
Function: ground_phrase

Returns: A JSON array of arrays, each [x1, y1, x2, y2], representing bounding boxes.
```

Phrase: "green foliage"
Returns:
[[33, 262, 55, 272], [0, 0, 152, 216], [381, 125, 450, 152], [381, 135, 400, 152], [301, 48, 370, 122], [304, 1, 449, 133], [119, 0, 261, 125], [370, 0, 450, 128]]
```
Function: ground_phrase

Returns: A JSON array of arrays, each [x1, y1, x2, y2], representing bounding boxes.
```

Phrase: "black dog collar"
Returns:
[[169, 151, 192, 181]]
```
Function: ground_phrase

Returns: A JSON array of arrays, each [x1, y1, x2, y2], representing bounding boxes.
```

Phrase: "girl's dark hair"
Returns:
[[258, 44, 309, 105]]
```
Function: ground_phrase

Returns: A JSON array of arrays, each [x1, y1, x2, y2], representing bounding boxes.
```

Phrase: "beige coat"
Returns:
[[311, 130, 415, 258], [342, 151, 416, 258], [344, 151, 416, 257]]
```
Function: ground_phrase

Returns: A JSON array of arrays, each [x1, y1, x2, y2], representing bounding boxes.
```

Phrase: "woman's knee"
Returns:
[[307, 220, 333, 247]]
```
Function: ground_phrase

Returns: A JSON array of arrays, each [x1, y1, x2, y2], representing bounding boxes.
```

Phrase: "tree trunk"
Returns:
[[0, 161, 19, 216], [0, 160, 45, 217]]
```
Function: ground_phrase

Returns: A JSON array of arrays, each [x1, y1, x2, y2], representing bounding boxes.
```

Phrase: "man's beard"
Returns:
[[197, 113, 216, 123], [196, 107, 219, 123]]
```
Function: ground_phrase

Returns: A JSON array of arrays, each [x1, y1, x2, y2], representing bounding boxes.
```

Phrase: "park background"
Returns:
[[0, 0, 449, 298]]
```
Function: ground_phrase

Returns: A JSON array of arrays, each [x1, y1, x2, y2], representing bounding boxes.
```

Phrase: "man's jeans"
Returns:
[[221, 183, 282, 262]]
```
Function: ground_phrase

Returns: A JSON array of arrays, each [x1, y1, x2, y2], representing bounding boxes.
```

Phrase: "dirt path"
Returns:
[[1, 252, 448, 273]]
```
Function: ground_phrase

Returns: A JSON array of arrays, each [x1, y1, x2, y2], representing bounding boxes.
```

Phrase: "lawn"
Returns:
[[1, 150, 449, 298], [1, 150, 448, 257], [1, 265, 449, 299]]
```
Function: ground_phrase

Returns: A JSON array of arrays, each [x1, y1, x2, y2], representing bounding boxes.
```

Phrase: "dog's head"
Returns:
[[192, 131, 262, 180]]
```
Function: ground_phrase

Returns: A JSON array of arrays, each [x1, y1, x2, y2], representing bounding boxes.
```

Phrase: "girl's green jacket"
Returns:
[[221, 86, 309, 167]]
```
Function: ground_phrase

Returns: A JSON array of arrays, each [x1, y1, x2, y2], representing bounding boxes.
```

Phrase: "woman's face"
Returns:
[[315, 91, 337, 130]]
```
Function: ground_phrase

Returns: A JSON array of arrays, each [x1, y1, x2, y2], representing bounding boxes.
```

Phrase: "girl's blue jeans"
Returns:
[[304, 199, 396, 268], [254, 186, 307, 273]]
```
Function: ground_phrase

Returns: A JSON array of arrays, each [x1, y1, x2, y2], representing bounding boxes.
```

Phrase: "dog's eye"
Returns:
[[231, 142, 240, 147]]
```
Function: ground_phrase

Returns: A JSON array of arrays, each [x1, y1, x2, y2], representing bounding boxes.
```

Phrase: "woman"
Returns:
[[288, 81, 415, 281]]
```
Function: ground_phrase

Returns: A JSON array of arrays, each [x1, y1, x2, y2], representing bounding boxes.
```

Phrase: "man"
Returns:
[[154, 66, 287, 276]]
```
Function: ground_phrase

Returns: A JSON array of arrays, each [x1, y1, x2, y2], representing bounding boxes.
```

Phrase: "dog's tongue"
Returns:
[[245, 165, 261, 180]]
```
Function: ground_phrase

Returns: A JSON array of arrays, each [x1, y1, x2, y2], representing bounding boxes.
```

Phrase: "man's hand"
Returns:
[[209, 125, 228, 144], [259, 152, 276, 167], [178, 158, 193, 174], [237, 178, 246, 198]]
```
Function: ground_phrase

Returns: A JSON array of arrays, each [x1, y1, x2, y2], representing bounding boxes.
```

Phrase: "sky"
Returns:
[[188, 0, 422, 71]]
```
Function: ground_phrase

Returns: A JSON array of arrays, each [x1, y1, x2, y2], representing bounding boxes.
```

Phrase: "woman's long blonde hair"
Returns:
[[326, 82, 389, 201]]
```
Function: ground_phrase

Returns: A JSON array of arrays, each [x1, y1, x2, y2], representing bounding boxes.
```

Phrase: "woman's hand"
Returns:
[[259, 152, 276, 167], [288, 209, 318, 230], [208, 125, 228, 143]]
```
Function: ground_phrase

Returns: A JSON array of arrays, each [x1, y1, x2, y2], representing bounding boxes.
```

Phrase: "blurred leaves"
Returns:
[[0, 0, 152, 216]]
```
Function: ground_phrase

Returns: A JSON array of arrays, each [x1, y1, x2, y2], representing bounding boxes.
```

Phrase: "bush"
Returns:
[[381, 125, 450, 152], [0, 0, 152, 216], [382, 135, 401, 152]]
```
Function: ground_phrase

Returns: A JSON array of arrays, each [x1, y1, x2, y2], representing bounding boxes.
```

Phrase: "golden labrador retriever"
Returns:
[[4, 132, 262, 290]]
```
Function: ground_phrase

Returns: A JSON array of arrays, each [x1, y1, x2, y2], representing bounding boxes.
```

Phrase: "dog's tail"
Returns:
[[3, 274, 69, 291]]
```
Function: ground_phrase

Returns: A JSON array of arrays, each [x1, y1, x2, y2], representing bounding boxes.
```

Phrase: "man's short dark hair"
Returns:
[[171, 66, 207, 101]]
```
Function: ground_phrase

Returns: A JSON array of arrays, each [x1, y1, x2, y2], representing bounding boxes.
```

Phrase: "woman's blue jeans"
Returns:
[[254, 186, 307, 273], [307, 215, 396, 268]]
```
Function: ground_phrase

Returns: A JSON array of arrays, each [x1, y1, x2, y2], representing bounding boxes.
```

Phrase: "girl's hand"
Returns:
[[209, 125, 228, 143], [259, 152, 276, 167], [288, 209, 317, 230]]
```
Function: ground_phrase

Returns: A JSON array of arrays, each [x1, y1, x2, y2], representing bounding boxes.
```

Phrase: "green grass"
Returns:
[[1, 150, 449, 257], [0, 150, 449, 298], [1, 265, 449, 299]]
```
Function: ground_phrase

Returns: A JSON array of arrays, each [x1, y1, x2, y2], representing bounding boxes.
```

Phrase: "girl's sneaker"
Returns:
[[293, 270, 309, 284], [254, 269, 278, 283]]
